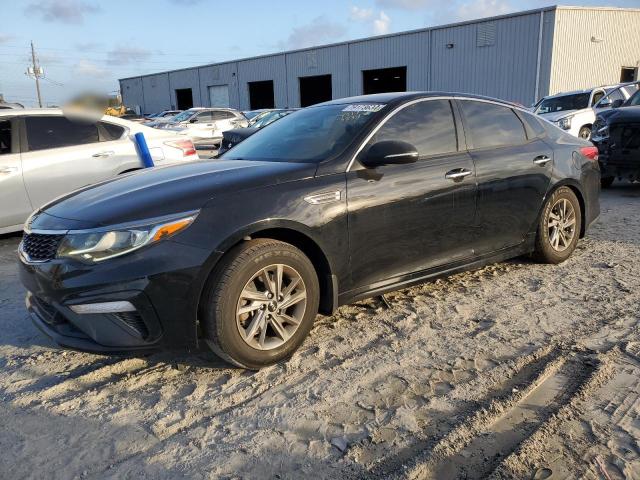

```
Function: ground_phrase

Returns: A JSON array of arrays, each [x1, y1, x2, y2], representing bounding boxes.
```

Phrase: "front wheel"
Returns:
[[532, 187, 582, 264], [578, 126, 592, 140], [201, 239, 319, 369]]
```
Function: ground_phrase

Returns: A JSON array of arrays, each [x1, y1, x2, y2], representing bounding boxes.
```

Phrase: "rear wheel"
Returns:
[[578, 126, 592, 140], [201, 239, 319, 369], [532, 187, 582, 264], [601, 176, 614, 188]]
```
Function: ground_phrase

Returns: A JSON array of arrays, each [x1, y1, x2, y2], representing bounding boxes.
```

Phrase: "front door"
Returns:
[[0, 118, 32, 230], [458, 100, 553, 254], [346, 99, 477, 291]]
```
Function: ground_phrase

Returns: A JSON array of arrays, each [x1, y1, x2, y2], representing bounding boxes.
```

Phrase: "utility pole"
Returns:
[[29, 41, 43, 107]]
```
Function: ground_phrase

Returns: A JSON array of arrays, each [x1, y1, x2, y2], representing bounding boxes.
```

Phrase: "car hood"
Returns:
[[603, 106, 640, 125], [537, 108, 588, 122], [223, 128, 258, 141], [32, 160, 317, 230]]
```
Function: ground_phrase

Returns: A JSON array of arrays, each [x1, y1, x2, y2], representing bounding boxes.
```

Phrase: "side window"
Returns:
[[630, 91, 640, 107], [195, 112, 213, 122], [25, 116, 99, 152], [98, 122, 125, 141], [0, 120, 11, 155], [369, 100, 458, 157], [212, 111, 235, 120], [460, 101, 527, 149], [592, 90, 605, 106], [606, 89, 625, 103]]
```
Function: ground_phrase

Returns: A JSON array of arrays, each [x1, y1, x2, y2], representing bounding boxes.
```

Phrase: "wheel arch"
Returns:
[[200, 221, 338, 317], [545, 180, 587, 238]]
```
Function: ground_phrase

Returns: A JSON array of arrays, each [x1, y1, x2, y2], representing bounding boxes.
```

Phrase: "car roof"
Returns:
[[0, 108, 149, 128], [315, 91, 520, 108], [543, 84, 625, 100]]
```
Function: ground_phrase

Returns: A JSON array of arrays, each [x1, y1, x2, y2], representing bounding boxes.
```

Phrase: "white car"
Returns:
[[534, 83, 639, 139], [154, 107, 248, 146], [0, 109, 199, 234]]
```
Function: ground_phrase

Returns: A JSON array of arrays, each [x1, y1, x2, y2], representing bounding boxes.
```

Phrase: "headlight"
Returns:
[[555, 116, 573, 130], [57, 213, 197, 263]]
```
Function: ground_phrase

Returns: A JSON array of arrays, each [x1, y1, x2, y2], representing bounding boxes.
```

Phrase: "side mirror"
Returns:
[[361, 140, 419, 168], [189, 117, 198, 123], [612, 99, 624, 109]]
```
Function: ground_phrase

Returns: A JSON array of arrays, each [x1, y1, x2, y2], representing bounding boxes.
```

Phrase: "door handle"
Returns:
[[92, 151, 115, 158], [445, 168, 473, 181], [0, 166, 18, 174], [533, 155, 551, 165]]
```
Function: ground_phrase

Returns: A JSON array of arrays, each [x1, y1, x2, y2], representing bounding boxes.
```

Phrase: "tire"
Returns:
[[578, 126, 592, 140], [201, 239, 320, 369], [532, 186, 582, 264], [601, 176, 614, 188]]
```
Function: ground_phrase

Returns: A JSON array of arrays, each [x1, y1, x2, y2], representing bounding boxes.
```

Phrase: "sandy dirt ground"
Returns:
[[1, 184, 640, 480]]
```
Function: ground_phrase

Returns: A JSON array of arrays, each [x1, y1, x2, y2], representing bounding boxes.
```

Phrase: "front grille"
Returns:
[[21, 233, 64, 261], [113, 312, 149, 339]]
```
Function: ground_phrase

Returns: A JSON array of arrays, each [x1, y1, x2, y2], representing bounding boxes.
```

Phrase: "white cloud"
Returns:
[[25, 0, 100, 25], [106, 45, 152, 65], [0, 34, 14, 45], [278, 16, 347, 50], [73, 59, 108, 77], [376, 0, 435, 10], [373, 11, 391, 35], [350, 6, 374, 21]]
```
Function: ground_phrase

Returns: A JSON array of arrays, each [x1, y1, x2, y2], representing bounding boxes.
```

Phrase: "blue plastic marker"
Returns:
[[133, 132, 155, 168]]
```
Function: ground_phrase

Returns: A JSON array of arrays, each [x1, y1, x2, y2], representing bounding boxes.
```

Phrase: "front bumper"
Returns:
[[18, 239, 218, 353]]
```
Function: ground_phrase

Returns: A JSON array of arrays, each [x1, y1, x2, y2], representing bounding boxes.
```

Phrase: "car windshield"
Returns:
[[222, 103, 383, 163], [249, 110, 290, 128], [170, 110, 196, 123], [629, 90, 640, 107], [535, 93, 590, 114]]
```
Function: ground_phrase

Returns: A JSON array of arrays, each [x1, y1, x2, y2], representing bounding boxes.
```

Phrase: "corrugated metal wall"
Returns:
[[348, 31, 431, 94], [119, 77, 144, 112], [236, 54, 288, 110], [119, 7, 639, 113], [285, 45, 350, 107], [550, 8, 640, 94], [430, 12, 542, 104], [198, 62, 239, 107], [141, 73, 171, 114]]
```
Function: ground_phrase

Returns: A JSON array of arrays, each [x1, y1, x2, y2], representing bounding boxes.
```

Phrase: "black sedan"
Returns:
[[18, 92, 600, 369], [217, 109, 296, 156], [592, 88, 640, 188]]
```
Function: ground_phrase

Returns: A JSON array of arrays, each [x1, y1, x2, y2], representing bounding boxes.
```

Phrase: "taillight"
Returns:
[[579, 146, 598, 161], [165, 139, 196, 157]]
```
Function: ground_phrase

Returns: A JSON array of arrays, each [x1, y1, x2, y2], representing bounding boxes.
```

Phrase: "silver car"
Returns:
[[0, 109, 200, 234]]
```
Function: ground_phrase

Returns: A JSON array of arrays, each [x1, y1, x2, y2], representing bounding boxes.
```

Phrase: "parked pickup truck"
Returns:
[[591, 88, 640, 188]]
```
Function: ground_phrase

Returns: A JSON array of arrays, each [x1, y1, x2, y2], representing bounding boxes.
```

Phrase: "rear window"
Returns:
[[98, 122, 125, 141], [460, 101, 527, 149], [25, 116, 99, 151], [0, 120, 11, 154]]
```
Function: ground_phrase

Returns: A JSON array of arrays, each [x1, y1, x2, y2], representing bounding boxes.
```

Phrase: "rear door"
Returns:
[[0, 117, 33, 230], [458, 99, 553, 254], [21, 115, 136, 210], [347, 99, 477, 290]]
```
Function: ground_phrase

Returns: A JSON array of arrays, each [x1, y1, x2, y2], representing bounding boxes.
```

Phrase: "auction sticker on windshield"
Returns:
[[342, 104, 385, 112]]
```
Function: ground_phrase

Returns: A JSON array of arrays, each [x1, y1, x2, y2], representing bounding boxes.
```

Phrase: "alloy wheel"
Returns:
[[236, 264, 307, 350], [547, 198, 576, 252]]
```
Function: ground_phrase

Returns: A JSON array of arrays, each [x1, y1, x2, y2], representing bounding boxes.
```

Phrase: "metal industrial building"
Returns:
[[120, 5, 640, 114]]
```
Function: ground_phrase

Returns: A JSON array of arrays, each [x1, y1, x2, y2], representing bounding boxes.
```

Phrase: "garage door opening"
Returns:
[[208, 85, 230, 107], [363, 67, 407, 95], [299, 74, 332, 107], [621, 67, 637, 83], [175, 88, 193, 110], [248, 80, 275, 109]]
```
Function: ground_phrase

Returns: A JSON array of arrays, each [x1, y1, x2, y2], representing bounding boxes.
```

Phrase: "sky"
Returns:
[[1, 0, 639, 107]]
